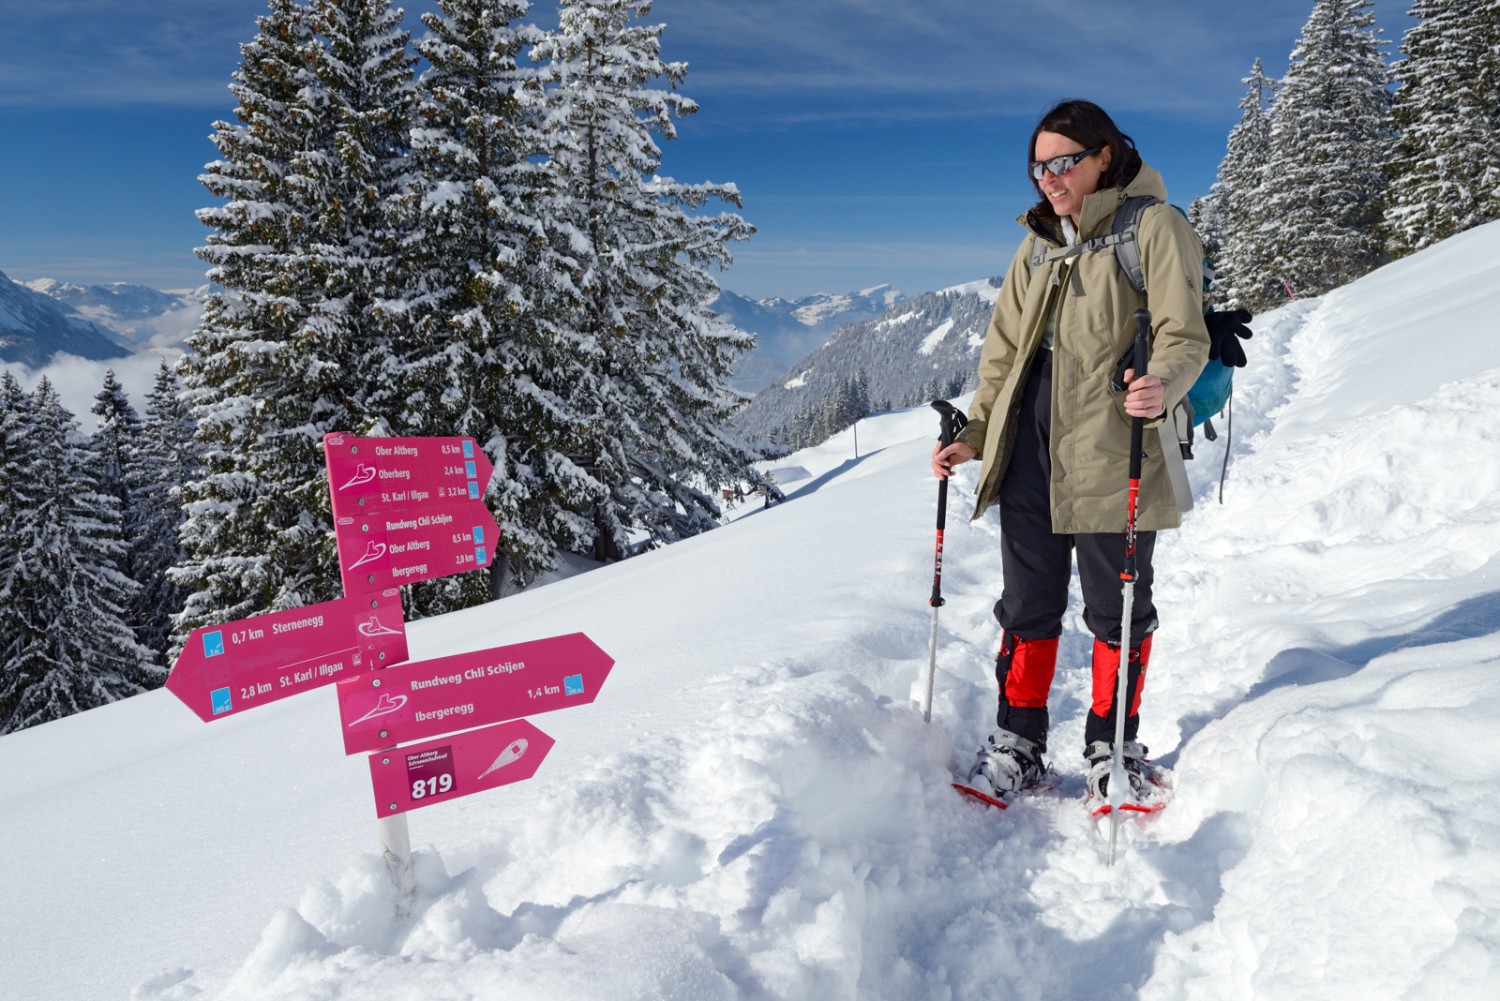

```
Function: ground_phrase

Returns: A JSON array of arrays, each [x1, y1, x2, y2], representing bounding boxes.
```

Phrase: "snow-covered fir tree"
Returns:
[[1215, 59, 1281, 312], [303, 0, 417, 414], [908, 377, 942, 410], [774, 368, 916, 452], [175, 0, 415, 640], [775, 406, 812, 452], [849, 369, 872, 422], [177, 0, 334, 634], [532, 0, 759, 562], [1186, 191, 1225, 279], [133, 363, 201, 663], [897, 374, 965, 411], [1383, 0, 1500, 257], [1261, 0, 1392, 300], [0, 379, 157, 734], [817, 384, 851, 448], [0, 372, 30, 704], [1485, 0, 1500, 217], [387, 0, 597, 605], [89, 370, 145, 573], [88, 369, 185, 663]]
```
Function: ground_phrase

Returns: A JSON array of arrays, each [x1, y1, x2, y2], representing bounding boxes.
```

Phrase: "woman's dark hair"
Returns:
[[1024, 99, 1142, 230]]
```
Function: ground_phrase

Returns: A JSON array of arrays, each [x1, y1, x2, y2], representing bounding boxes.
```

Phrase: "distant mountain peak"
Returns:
[[0, 270, 130, 367], [17, 276, 204, 351], [25, 278, 201, 320], [783, 285, 906, 329], [730, 277, 1003, 442], [712, 283, 908, 393]]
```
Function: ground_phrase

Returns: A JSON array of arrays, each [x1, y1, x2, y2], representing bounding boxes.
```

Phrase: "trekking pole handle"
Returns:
[[929, 400, 968, 605], [1128, 310, 1151, 481], [931, 399, 968, 450], [929, 399, 968, 534], [1132, 309, 1151, 380]]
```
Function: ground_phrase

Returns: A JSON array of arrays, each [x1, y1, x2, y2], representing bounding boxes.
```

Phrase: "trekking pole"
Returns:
[[923, 399, 969, 723], [1109, 309, 1152, 865]]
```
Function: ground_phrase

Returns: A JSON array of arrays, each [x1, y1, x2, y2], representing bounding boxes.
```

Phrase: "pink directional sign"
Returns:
[[167, 592, 408, 722], [333, 503, 496, 597], [324, 433, 494, 521], [336, 632, 613, 755], [324, 433, 499, 596], [368, 718, 555, 817]]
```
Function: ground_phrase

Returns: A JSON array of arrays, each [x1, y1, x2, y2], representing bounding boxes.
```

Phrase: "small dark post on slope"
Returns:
[[1109, 308, 1152, 864], [923, 399, 969, 723]]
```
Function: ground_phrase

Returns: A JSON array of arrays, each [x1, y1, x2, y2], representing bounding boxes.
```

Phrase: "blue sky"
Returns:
[[0, 0, 1407, 301]]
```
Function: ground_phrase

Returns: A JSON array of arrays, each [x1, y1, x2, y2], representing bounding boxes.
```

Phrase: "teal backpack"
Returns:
[[1106, 195, 1233, 450]]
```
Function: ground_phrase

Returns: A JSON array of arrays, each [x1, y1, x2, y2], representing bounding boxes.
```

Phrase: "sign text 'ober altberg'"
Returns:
[[324, 434, 498, 596]]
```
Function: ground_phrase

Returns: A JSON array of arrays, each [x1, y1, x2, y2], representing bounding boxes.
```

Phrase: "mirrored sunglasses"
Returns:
[[1028, 147, 1103, 181]]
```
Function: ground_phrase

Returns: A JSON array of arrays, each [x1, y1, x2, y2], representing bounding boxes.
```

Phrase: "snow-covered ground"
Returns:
[[4, 222, 1500, 1000]]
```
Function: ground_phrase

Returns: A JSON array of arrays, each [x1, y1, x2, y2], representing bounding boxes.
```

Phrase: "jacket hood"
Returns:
[[1019, 161, 1169, 242]]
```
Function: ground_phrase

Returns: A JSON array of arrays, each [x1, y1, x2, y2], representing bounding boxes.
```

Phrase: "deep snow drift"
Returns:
[[3, 223, 1500, 1000]]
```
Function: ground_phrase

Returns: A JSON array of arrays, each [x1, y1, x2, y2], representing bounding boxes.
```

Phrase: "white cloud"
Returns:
[[653, 0, 1335, 121], [5, 348, 184, 430], [0, 1, 260, 108], [3, 0, 1400, 115]]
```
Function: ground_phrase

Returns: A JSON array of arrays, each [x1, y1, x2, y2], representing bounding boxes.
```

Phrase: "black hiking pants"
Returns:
[[993, 349, 1159, 746]]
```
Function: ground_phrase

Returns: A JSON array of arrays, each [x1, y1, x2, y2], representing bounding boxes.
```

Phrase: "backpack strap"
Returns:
[[1110, 195, 1158, 296], [1112, 197, 1218, 293], [1026, 194, 1160, 290], [1028, 235, 1048, 272], [1031, 230, 1135, 268]]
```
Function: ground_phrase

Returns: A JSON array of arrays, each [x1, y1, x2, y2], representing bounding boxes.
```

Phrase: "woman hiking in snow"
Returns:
[[931, 100, 1209, 805]]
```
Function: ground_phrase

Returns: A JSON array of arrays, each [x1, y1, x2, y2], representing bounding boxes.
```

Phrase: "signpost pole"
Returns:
[[379, 812, 416, 911]]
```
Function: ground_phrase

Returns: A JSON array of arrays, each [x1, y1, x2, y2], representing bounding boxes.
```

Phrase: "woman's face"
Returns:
[[1032, 131, 1111, 223]]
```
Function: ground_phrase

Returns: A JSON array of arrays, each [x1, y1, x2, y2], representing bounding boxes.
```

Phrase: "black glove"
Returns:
[[1205, 308, 1253, 368]]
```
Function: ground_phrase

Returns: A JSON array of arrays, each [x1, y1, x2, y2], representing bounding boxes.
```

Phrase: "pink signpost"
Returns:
[[332, 503, 495, 596], [367, 718, 555, 817], [336, 632, 613, 755], [324, 433, 495, 520], [324, 433, 499, 597], [169, 433, 613, 906], [166, 592, 408, 722]]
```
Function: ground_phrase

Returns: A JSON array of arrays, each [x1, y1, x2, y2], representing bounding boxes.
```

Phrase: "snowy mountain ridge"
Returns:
[[712, 284, 908, 393], [6, 268, 914, 407], [775, 283, 905, 327], [731, 277, 1001, 441], [4, 221, 1500, 999], [23, 277, 205, 350], [0, 269, 130, 367]]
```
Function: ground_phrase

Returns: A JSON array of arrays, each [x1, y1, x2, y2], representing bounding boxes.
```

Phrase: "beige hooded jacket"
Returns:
[[958, 162, 1210, 532]]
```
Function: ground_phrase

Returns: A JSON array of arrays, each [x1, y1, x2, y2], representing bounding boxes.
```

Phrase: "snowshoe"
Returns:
[[952, 729, 1051, 808], [1085, 740, 1169, 816]]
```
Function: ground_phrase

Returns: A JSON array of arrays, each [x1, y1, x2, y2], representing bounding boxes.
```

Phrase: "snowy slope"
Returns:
[[4, 223, 1500, 1000]]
